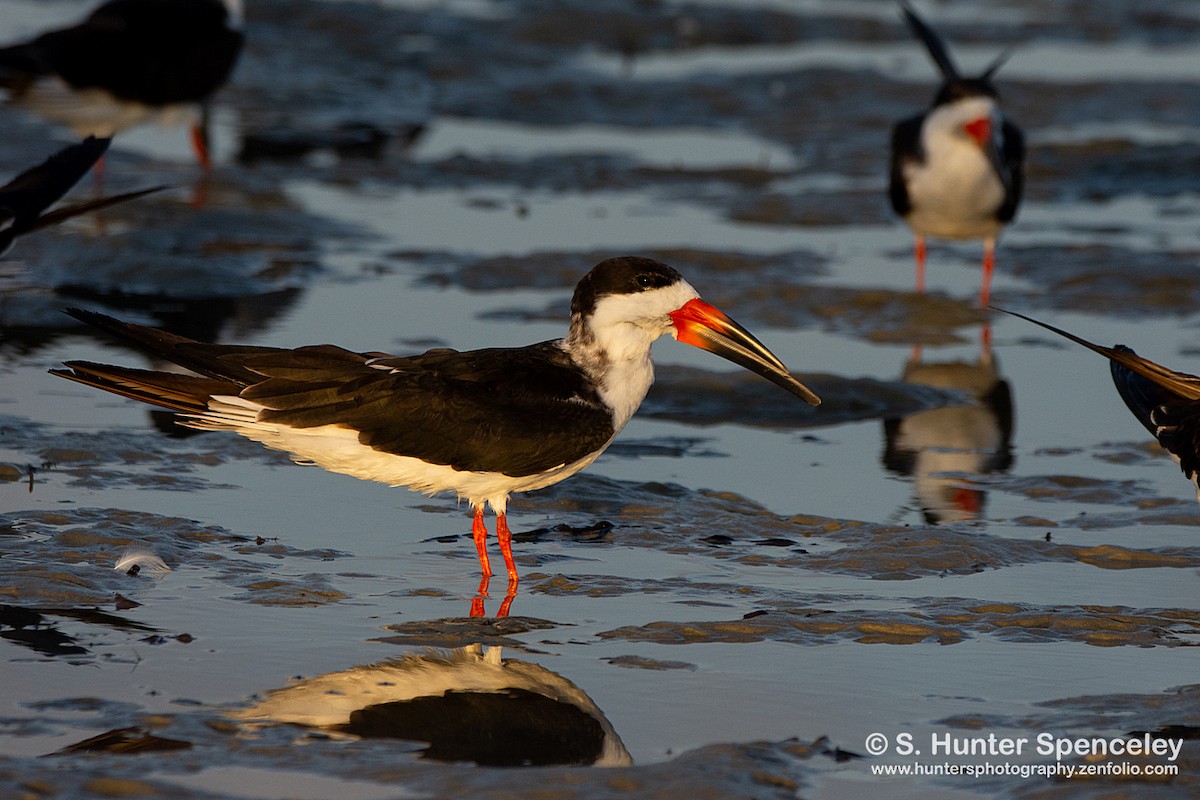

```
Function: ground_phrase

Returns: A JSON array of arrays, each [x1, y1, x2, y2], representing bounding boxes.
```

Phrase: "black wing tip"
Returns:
[[63, 306, 106, 324], [76, 135, 112, 157], [901, 1, 1015, 87], [24, 184, 169, 235], [988, 306, 1107, 351], [50, 359, 108, 378], [61, 306, 140, 339], [981, 47, 1015, 81], [897, 1, 921, 30], [898, 1, 959, 81]]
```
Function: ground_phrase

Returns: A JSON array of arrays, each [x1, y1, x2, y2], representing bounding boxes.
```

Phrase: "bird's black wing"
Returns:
[[56, 309, 617, 477], [1146, 403, 1200, 491], [996, 118, 1025, 223], [901, 1, 959, 81], [1109, 346, 1178, 437], [63, 307, 276, 384], [242, 342, 617, 478], [996, 308, 1200, 489], [32, 0, 243, 104], [0, 138, 163, 254], [0, 137, 109, 228], [1108, 346, 1200, 488], [0, 41, 51, 89], [888, 115, 924, 216]]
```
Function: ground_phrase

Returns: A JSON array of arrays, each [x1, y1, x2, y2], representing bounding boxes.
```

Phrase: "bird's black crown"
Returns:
[[571, 257, 683, 317]]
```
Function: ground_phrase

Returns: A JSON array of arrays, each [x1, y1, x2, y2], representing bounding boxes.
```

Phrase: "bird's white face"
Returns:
[[926, 96, 1000, 149], [585, 278, 702, 353], [566, 266, 820, 420], [566, 278, 701, 433]]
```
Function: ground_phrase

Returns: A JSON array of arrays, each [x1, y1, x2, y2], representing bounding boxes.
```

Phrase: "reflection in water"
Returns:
[[0, 287, 303, 357], [237, 121, 425, 164], [55, 286, 305, 345], [51, 727, 190, 756], [232, 644, 631, 767], [0, 603, 159, 659], [471, 575, 516, 618], [883, 336, 1015, 523]]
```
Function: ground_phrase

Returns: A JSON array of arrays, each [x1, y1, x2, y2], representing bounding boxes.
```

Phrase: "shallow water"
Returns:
[[2, 0, 1199, 797]]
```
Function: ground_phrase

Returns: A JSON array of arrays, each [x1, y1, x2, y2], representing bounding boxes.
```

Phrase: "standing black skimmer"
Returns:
[[999, 308, 1200, 494], [0, 0, 244, 170], [1, 136, 163, 256], [888, 1, 1025, 308], [51, 257, 821, 587]]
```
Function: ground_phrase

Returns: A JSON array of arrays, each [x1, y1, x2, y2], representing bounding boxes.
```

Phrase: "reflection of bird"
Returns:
[[889, 1, 1024, 307], [999, 308, 1200, 493], [0, 0, 244, 169], [52, 257, 820, 586], [883, 350, 1014, 523], [232, 644, 632, 767], [0, 136, 162, 256]]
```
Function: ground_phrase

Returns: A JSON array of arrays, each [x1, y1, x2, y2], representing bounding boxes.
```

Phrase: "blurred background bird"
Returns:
[[889, 1, 1024, 308], [0, 0, 244, 171]]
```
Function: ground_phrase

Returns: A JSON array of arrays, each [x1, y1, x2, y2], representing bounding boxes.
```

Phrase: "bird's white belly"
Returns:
[[183, 396, 611, 515], [13, 77, 197, 137], [904, 148, 1005, 241]]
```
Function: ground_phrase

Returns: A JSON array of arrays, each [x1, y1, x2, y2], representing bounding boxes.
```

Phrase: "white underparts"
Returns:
[[903, 97, 1006, 241], [182, 395, 610, 516], [12, 77, 200, 137]]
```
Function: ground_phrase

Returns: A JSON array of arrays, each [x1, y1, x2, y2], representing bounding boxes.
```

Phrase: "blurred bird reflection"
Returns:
[[883, 337, 1014, 523], [231, 644, 631, 767]]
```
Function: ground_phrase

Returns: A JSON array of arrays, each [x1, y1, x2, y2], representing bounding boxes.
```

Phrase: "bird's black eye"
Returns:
[[635, 274, 654, 289]]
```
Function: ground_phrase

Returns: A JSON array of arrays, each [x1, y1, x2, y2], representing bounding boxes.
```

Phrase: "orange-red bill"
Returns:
[[669, 298, 821, 406]]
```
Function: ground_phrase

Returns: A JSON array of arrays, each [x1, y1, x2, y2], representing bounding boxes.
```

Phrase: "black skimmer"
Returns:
[[999, 309, 1200, 493], [888, 1, 1025, 308], [0, 0, 244, 170], [51, 257, 821, 587], [232, 644, 632, 766], [1, 136, 163, 256]]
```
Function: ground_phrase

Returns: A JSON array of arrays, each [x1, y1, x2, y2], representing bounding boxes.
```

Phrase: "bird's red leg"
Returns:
[[495, 513, 519, 584], [191, 123, 213, 172], [472, 506, 493, 578], [91, 155, 107, 196], [979, 239, 996, 308], [913, 234, 926, 294]]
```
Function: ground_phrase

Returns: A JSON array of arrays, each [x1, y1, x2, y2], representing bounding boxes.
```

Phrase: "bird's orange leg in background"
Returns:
[[979, 238, 996, 308], [90, 155, 106, 196], [190, 123, 212, 171], [913, 234, 927, 294], [980, 321, 993, 357]]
